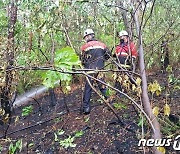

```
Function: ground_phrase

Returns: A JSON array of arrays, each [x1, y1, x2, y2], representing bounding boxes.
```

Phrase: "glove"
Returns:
[[80, 54, 86, 66], [112, 54, 116, 58]]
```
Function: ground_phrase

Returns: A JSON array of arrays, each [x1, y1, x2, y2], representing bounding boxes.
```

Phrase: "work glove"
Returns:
[[80, 53, 86, 66], [112, 53, 117, 58]]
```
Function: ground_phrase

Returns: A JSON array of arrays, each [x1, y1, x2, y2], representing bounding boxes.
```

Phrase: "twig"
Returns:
[[83, 72, 156, 132], [31, 97, 42, 113], [0, 111, 67, 138], [143, 0, 156, 29], [3, 65, 141, 76], [139, 1, 147, 33], [85, 75, 125, 126], [104, 4, 129, 12]]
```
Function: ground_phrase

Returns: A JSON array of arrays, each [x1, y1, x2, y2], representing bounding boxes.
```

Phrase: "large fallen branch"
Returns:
[[83, 72, 155, 132], [1, 65, 155, 133]]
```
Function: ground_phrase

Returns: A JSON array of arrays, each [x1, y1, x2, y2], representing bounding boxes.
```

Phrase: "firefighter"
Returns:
[[115, 30, 137, 69], [81, 28, 110, 114], [114, 30, 138, 92]]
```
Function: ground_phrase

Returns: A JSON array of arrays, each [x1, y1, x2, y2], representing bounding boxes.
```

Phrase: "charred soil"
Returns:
[[0, 71, 179, 154]]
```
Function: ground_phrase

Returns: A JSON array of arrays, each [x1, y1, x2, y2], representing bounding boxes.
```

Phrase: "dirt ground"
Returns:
[[0, 71, 179, 154]]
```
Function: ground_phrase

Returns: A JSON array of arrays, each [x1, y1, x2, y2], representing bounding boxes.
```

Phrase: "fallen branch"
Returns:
[[85, 76, 124, 126], [2, 65, 140, 77], [83, 72, 155, 132]]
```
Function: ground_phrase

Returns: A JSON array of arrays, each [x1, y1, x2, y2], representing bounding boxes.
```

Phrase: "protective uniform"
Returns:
[[115, 41, 137, 65], [81, 32, 110, 114], [115, 30, 138, 93]]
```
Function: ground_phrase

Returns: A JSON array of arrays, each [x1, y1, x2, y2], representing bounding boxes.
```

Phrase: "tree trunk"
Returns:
[[133, 2, 162, 154], [0, 0, 18, 117], [116, 1, 132, 38], [161, 40, 169, 72]]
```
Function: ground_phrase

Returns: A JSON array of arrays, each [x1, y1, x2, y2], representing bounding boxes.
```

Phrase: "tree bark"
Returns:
[[0, 0, 18, 116], [116, 1, 132, 38], [133, 1, 162, 154], [161, 40, 169, 72]]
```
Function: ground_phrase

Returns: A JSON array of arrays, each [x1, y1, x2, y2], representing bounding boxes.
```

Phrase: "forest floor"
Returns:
[[0, 70, 179, 154]]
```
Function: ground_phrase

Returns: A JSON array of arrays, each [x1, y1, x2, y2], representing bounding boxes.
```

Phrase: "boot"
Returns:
[[83, 105, 91, 115]]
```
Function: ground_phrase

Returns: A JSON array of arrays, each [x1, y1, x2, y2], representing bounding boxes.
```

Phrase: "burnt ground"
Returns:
[[0, 71, 179, 154]]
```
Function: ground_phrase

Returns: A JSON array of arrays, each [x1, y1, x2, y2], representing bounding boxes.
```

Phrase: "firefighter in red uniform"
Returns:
[[115, 30, 138, 92], [81, 29, 110, 114]]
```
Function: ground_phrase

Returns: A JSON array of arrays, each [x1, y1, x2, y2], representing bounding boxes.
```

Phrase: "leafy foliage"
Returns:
[[8, 139, 22, 154], [0, 108, 5, 116], [148, 80, 161, 96], [113, 102, 127, 110], [59, 136, 76, 149], [74, 131, 84, 138], [22, 105, 33, 117], [54, 128, 84, 149], [157, 146, 166, 154], [0, 144, 2, 152], [42, 46, 80, 88], [152, 106, 159, 116], [137, 115, 147, 127], [0, 0, 178, 94], [164, 104, 170, 116], [0, 0, 179, 153], [106, 88, 115, 96], [57, 129, 65, 136]]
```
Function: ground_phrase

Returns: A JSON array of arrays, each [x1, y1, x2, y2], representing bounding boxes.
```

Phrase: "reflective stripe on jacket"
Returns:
[[81, 40, 107, 52], [81, 40, 107, 69], [115, 42, 137, 58]]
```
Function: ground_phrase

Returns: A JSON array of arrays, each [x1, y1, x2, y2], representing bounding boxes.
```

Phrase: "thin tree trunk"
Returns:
[[133, 2, 162, 154], [116, 1, 132, 38], [1, 0, 18, 116], [49, 32, 56, 107], [161, 40, 169, 72]]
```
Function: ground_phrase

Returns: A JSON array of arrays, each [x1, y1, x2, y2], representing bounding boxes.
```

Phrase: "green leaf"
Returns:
[[152, 106, 159, 116], [84, 117, 90, 123], [0, 144, 2, 152], [138, 118, 143, 126], [74, 130, 84, 138], [22, 105, 33, 117], [41, 46, 80, 88], [69, 142, 76, 148], [106, 88, 115, 96], [57, 129, 65, 136], [54, 46, 80, 68], [15, 139, 22, 152], [9, 143, 16, 154], [28, 143, 34, 147], [113, 102, 127, 110], [42, 71, 59, 88], [54, 133, 58, 142], [59, 136, 76, 148]]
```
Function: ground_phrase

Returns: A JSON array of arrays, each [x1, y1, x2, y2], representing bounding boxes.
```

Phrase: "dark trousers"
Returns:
[[115, 80, 123, 92], [83, 77, 107, 108]]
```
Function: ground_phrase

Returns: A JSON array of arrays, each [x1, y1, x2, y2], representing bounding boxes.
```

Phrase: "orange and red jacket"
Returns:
[[81, 39, 110, 69], [115, 42, 138, 59]]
